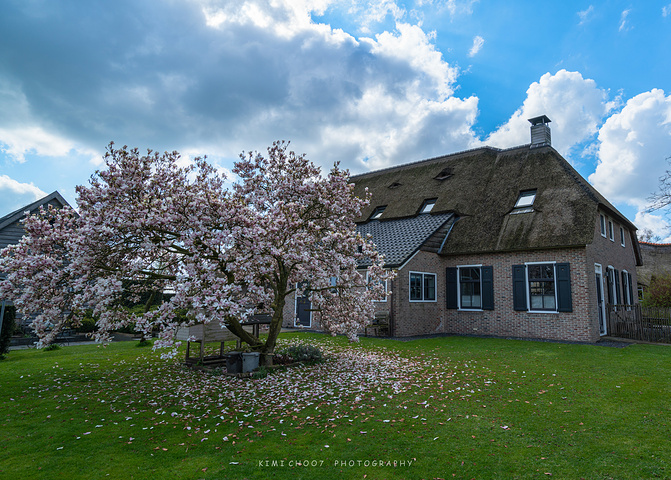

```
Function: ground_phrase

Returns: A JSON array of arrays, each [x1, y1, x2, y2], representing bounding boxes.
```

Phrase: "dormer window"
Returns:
[[388, 182, 402, 189], [420, 199, 437, 214], [512, 190, 536, 214], [370, 205, 386, 220]]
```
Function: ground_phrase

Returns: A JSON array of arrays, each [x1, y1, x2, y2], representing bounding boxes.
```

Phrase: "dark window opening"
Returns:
[[434, 167, 453, 181]]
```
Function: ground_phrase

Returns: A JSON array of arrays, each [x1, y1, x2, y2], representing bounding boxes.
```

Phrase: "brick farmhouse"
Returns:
[[284, 116, 642, 343]]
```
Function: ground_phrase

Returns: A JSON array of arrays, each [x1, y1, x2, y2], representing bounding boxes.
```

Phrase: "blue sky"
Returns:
[[1, 0, 670, 238]]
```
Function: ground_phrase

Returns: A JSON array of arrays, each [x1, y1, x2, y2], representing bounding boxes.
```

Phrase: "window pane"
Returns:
[[528, 265, 541, 279], [421, 200, 435, 213], [543, 295, 556, 310], [410, 274, 422, 300], [424, 275, 436, 301], [515, 190, 536, 208]]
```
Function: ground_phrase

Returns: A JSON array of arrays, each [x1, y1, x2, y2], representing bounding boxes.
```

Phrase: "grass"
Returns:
[[1, 333, 671, 479]]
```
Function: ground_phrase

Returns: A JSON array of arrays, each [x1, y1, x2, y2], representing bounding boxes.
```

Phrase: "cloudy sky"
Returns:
[[1, 0, 670, 238]]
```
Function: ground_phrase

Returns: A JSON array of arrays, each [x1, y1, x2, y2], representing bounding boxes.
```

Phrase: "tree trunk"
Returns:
[[260, 268, 290, 366], [225, 316, 264, 348]]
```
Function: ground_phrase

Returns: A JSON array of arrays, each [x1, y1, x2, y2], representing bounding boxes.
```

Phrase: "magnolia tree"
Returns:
[[0, 142, 392, 362]]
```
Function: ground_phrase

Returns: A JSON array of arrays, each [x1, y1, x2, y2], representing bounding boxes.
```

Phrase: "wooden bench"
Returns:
[[175, 322, 252, 365]]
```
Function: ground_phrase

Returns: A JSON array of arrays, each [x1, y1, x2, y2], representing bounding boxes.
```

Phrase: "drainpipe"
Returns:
[[438, 217, 458, 255]]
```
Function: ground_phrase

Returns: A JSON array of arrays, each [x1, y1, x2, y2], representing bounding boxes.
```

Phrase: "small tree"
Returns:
[[0, 142, 392, 362]]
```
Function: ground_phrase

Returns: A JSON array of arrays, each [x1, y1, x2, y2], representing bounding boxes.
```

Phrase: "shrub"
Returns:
[[44, 343, 61, 351], [0, 305, 17, 360], [642, 274, 671, 308], [77, 317, 98, 333], [278, 344, 323, 363], [251, 365, 269, 380]]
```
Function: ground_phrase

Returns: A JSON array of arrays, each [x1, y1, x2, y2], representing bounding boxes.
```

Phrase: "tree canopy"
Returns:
[[0, 142, 392, 360]]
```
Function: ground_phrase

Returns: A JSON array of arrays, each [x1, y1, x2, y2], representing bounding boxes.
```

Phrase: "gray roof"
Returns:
[[357, 213, 454, 268], [0, 191, 71, 250]]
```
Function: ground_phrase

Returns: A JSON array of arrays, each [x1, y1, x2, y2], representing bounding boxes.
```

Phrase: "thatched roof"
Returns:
[[352, 145, 639, 257]]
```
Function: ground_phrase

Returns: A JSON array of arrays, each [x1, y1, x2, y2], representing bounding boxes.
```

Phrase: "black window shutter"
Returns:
[[628, 272, 634, 305], [482, 266, 494, 310], [606, 270, 613, 305], [621, 271, 628, 305], [614, 269, 621, 305], [556, 263, 572, 312], [446, 267, 458, 309], [512, 265, 527, 311]]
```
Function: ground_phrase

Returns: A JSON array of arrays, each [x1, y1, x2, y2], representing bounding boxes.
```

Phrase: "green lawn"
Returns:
[[1, 333, 671, 480]]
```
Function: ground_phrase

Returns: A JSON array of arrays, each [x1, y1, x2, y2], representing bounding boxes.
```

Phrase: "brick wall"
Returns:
[[282, 211, 638, 344], [392, 248, 596, 342]]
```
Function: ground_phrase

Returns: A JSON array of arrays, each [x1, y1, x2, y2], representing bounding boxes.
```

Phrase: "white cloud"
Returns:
[[468, 35, 484, 57], [635, 211, 671, 242], [0, 175, 47, 215], [663, 4, 671, 17], [577, 5, 594, 25], [485, 70, 611, 157], [619, 8, 631, 32], [589, 89, 671, 211]]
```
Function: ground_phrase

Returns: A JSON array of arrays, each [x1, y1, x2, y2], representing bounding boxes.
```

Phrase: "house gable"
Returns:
[[0, 191, 71, 250]]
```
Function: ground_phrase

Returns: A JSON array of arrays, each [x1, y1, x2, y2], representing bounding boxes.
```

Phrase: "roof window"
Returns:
[[388, 181, 402, 189], [434, 167, 453, 181], [370, 206, 386, 220], [512, 190, 536, 214], [419, 199, 437, 214]]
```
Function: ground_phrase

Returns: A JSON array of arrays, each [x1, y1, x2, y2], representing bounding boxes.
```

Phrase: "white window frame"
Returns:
[[620, 227, 626, 247], [409, 271, 437, 303], [457, 264, 483, 311], [600, 214, 607, 238], [366, 271, 389, 303], [608, 220, 614, 241], [525, 261, 558, 313]]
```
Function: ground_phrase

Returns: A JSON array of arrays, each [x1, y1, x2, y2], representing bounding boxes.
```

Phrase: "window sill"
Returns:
[[409, 300, 437, 303], [458, 308, 483, 312], [527, 310, 559, 314]]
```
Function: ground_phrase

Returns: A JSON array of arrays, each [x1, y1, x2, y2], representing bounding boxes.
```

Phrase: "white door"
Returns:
[[595, 265, 607, 335]]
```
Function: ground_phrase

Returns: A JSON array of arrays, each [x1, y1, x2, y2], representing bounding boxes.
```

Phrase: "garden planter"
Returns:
[[226, 352, 242, 374], [241, 352, 260, 372]]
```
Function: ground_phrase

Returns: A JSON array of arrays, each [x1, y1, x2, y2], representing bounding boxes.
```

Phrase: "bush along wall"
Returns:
[[0, 305, 17, 359]]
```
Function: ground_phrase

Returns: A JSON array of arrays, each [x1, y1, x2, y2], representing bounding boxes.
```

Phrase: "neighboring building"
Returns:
[[284, 116, 642, 343], [637, 241, 671, 300], [0, 192, 72, 326], [0, 191, 71, 250]]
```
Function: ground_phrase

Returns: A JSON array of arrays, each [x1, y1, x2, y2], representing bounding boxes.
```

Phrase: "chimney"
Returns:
[[528, 115, 551, 147]]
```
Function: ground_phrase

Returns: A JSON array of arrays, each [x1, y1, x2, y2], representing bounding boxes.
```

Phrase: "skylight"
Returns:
[[420, 199, 436, 214], [434, 167, 453, 181], [370, 205, 386, 220], [512, 190, 537, 214]]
